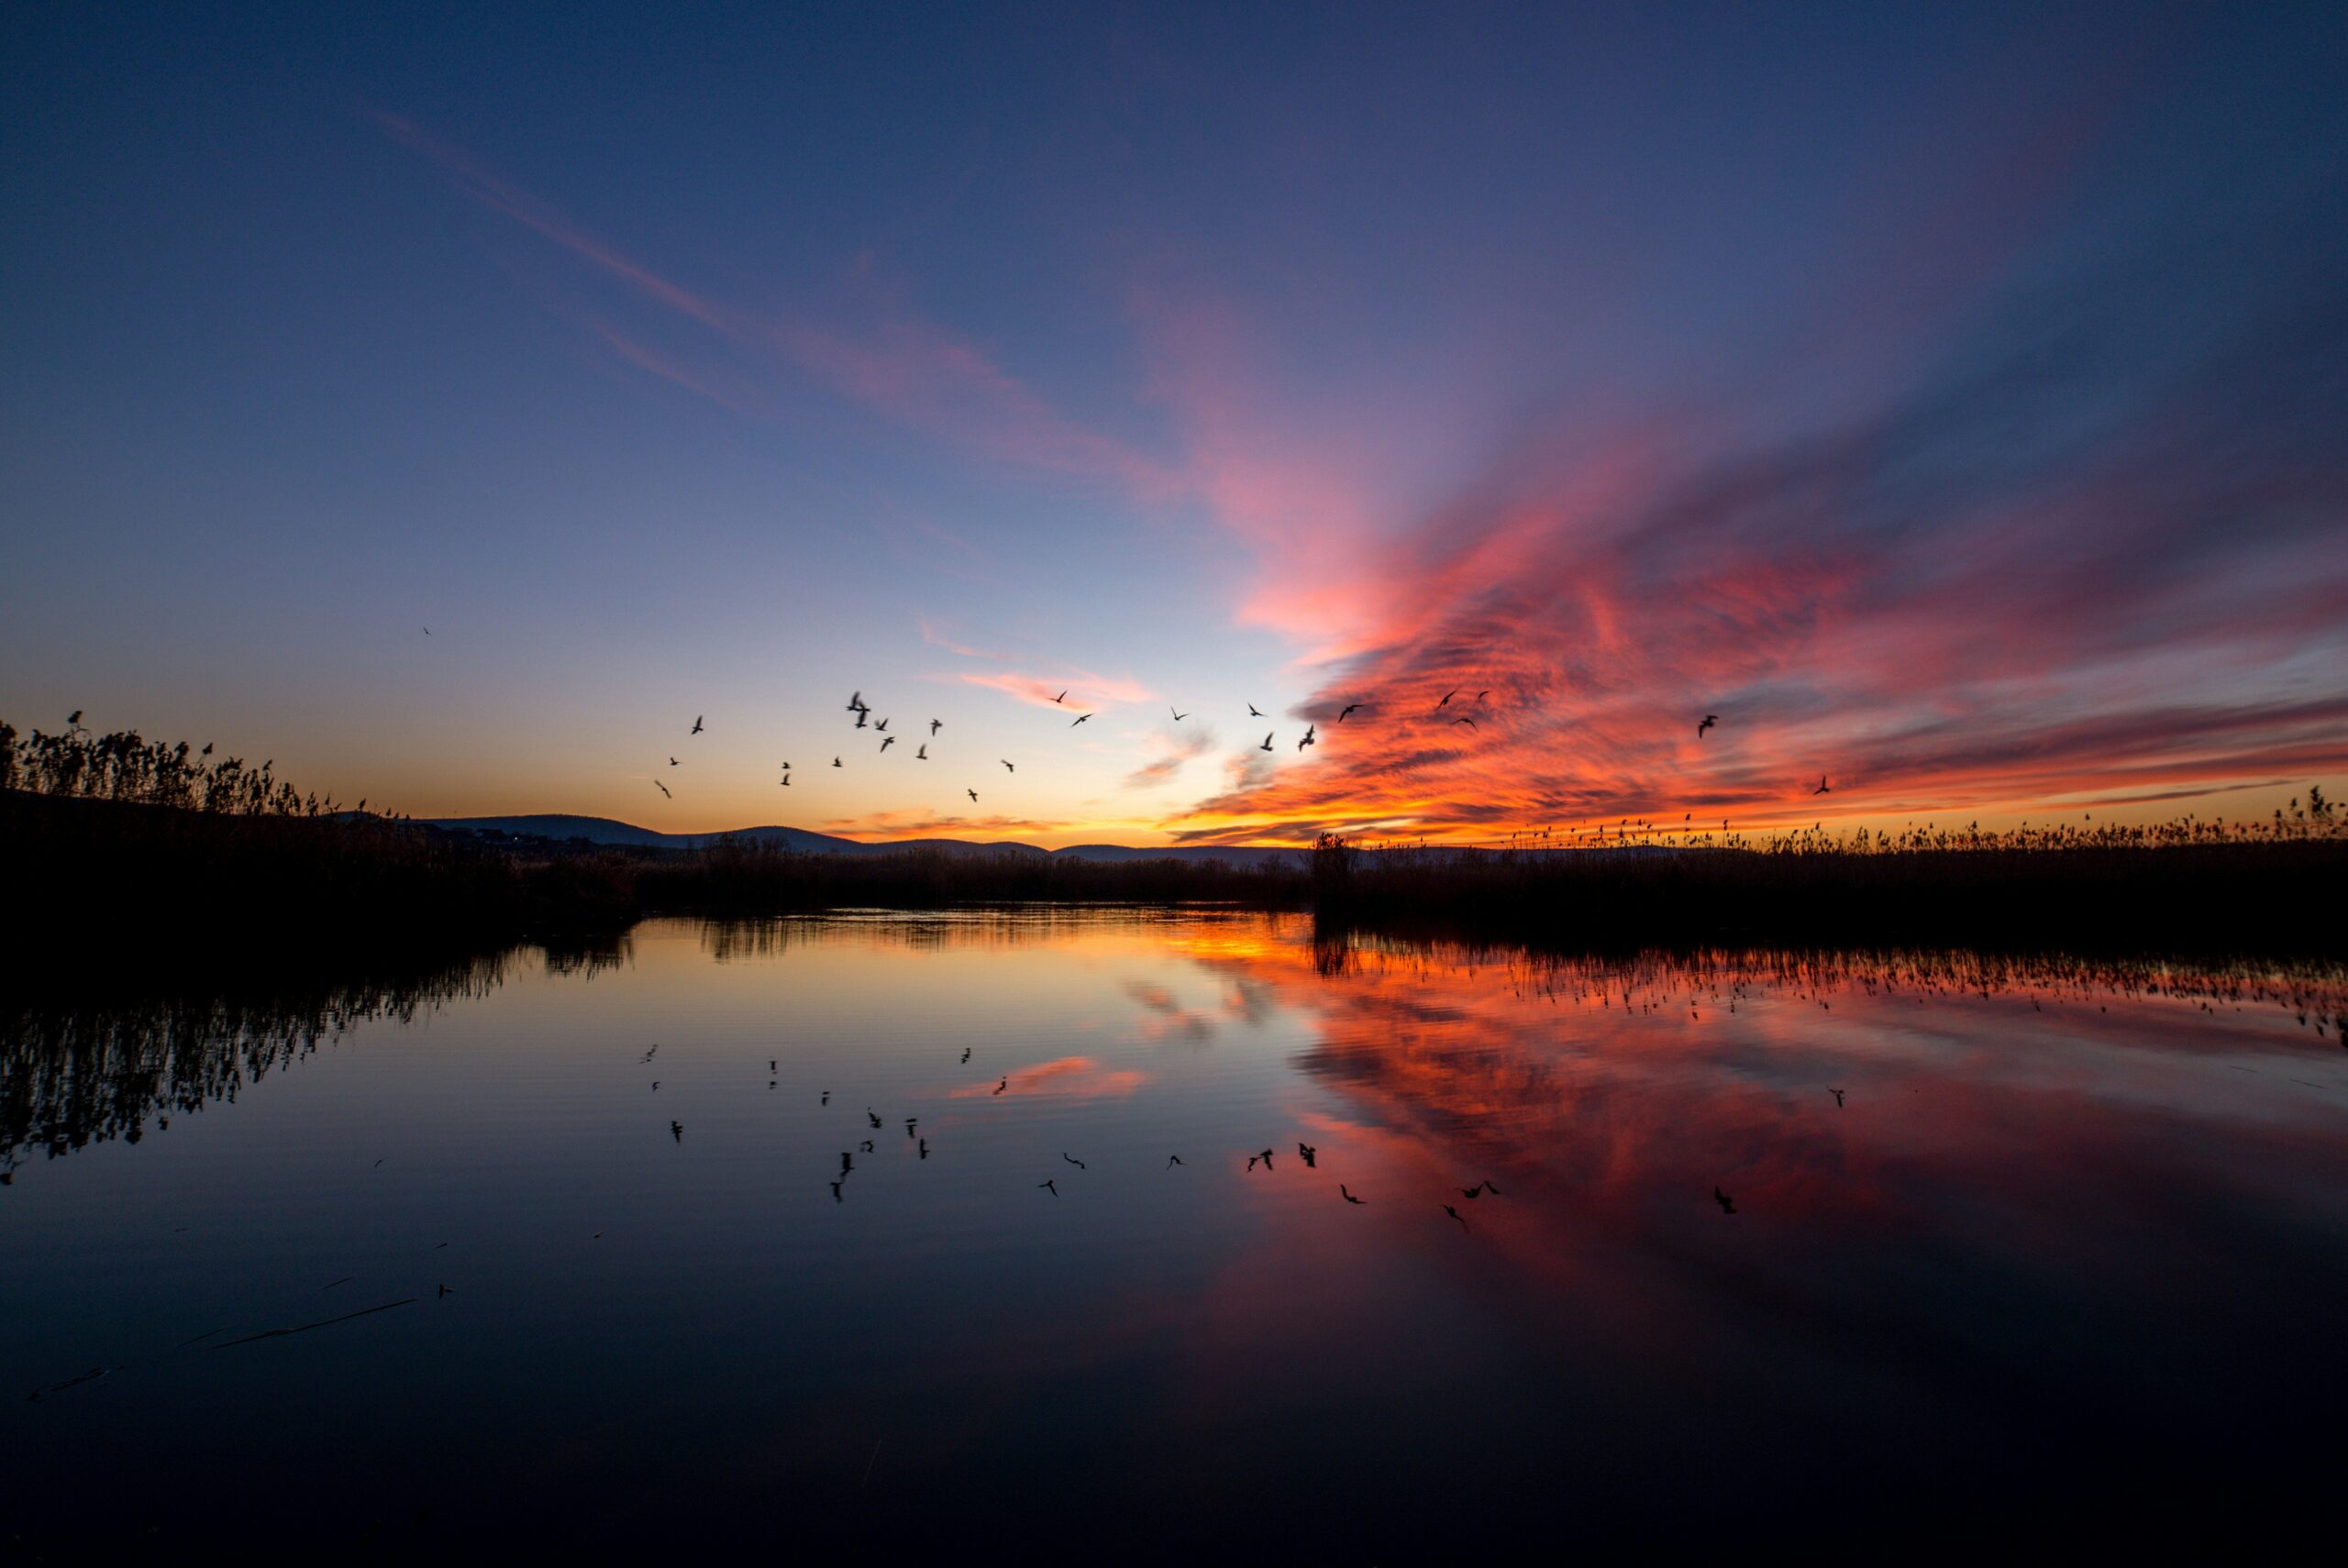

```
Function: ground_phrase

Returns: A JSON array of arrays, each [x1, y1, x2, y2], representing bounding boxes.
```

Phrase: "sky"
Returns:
[[4, 2, 2344, 847]]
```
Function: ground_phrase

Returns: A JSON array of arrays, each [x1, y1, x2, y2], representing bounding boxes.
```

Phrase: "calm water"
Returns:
[[6, 911, 2345, 1556]]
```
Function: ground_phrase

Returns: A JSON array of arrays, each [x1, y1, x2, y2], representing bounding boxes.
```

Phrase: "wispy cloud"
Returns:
[[958, 668, 1157, 712], [1123, 725, 1217, 790]]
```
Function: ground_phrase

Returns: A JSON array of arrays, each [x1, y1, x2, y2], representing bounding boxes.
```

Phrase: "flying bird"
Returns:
[[1337, 703, 1362, 722], [855, 710, 869, 729], [670, 756, 679, 766], [1830, 1088, 1845, 1108], [1039, 1179, 1058, 1197], [1002, 759, 1015, 772], [880, 735, 896, 752], [1259, 733, 1276, 752], [1698, 713, 1718, 737], [1170, 706, 1190, 721], [1443, 1205, 1470, 1231], [1298, 724, 1316, 751], [1062, 1154, 1086, 1170], [1813, 777, 1831, 795], [780, 774, 792, 787], [1714, 1187, 1737, 1214], [691, 716, 703, 734], [915, 744, 927, 760], [875, 717, 890, 733], [961, 1048, 971, 1063], [1436, 690, 1456, 710], [1052, 690, 1068, 705], [1454, 717, 1478, 730], [1070, 712, 1092, 726], [1340, 1185, 1367, 1204], [968, 789, 978, 802], [653, 780, 671, 799], [1167, 1155, 1185, 1168], [833, 756, 843, 767], [1298, 1143, 1318, 1167], [929, 719, 942, 735], [847, 690, 864, 712], [1475, 690, 1490, 701], [1247, 703, 1264, 717]]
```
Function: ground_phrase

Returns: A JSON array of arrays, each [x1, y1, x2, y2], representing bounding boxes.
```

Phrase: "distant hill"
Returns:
[[418, 813, 1294, 866]]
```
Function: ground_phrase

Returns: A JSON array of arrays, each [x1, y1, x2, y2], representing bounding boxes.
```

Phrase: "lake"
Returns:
[[6, 911, 2345, 1556]]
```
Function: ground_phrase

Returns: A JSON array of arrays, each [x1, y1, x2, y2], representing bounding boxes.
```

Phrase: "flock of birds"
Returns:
[[645, 687, 1833, 819]]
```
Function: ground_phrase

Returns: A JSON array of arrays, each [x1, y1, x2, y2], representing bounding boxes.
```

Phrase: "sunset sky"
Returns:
[[5, 3, 2344, 846]]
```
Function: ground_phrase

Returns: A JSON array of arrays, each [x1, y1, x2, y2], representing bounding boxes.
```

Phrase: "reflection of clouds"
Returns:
[[1122, 978, 1217, 1043], [947, 1055, 1150, 1099]]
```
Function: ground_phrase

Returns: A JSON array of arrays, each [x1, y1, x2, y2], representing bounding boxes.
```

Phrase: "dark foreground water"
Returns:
[[5, 911, 2345, 1557]]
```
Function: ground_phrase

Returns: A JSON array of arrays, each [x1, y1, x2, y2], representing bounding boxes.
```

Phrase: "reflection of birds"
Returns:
[[1830, 1088, 1845, 1108], [1258, 733, 1276, 752], [691, 715, 703, 734], [654, 780, 671, 798], [1337, 703, 1361, 722], [1298, 724, 1316, 752], [1813, 777, 1831, 795], [1340, 1185, 1367, 1204], [1443, 1205, 1469, 1231], [1167, 1154, 1185, 1168], [1062, 1153, 1087, 1170], [1039, 1179, 1058, 1196], [1070, 712, 1092, 727], [1714, 1187, 1737, 1214], [1698, 713, 1718, 738]]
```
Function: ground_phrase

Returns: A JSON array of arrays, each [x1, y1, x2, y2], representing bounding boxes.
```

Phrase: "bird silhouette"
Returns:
[[1298, 724, 1316, 751], [919, 1138, 929, 1159], [1830, 1088, 1845, 1108], [670, 1121, 682, 1142], [1062, 1153, 1086, 1170], [847, 690, 864, 712], [830, 1181, 844, 1201], [1454, 716, 1478, 730], [841, 1152, 853, 1173], [880, 735, 896, 752], [691, 716, 703, 734], [1070, 712, 1092, 726], [994, 1076, 1008, 1095], [929, 719, 942, 735], [1340, 1185, 1367, 1204], [1443, 1205, 1469, 1231], [1258, 733, 1276, 752], [1714, 1187, 1737, 1214], [961, 1048, 971, 1063], [822, 1091, 830, 1105], [915, 744, 927, 759], [1338, 703, 1362, 722], [654, 779, 671, 798], [780, 774, 792, 786], [1436, 690, 1457, 710], [1167, 1154, 1185, 1168], [875, 717, 890, 733], [1170, 706, 1190, 721], [1461, 1180, 1503, 1198], [1053, 690, 1069, 704], [1002, 759, 1015, 772], [1298, 1143, 1318, 1167], [868, 1110, 882, 1129], [1258, 1148, 1276, 1169], [421, 627, 430, 636], [1813, 777, 1831, 794], [669, 756, 679, 766], [1039, 1179, 1058, 1196], [65, 709, 82, 726], [833, 756, 843, 767], [1248, 703, 1264, 717], [968, 789, 978, 802], [1475, 690, 1490, 701], [856, 710, 869, 729], [1698, 713, 1718, 737]]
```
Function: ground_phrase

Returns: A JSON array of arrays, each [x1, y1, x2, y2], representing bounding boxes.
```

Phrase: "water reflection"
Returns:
[[3, 912, 2343, 1554]]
